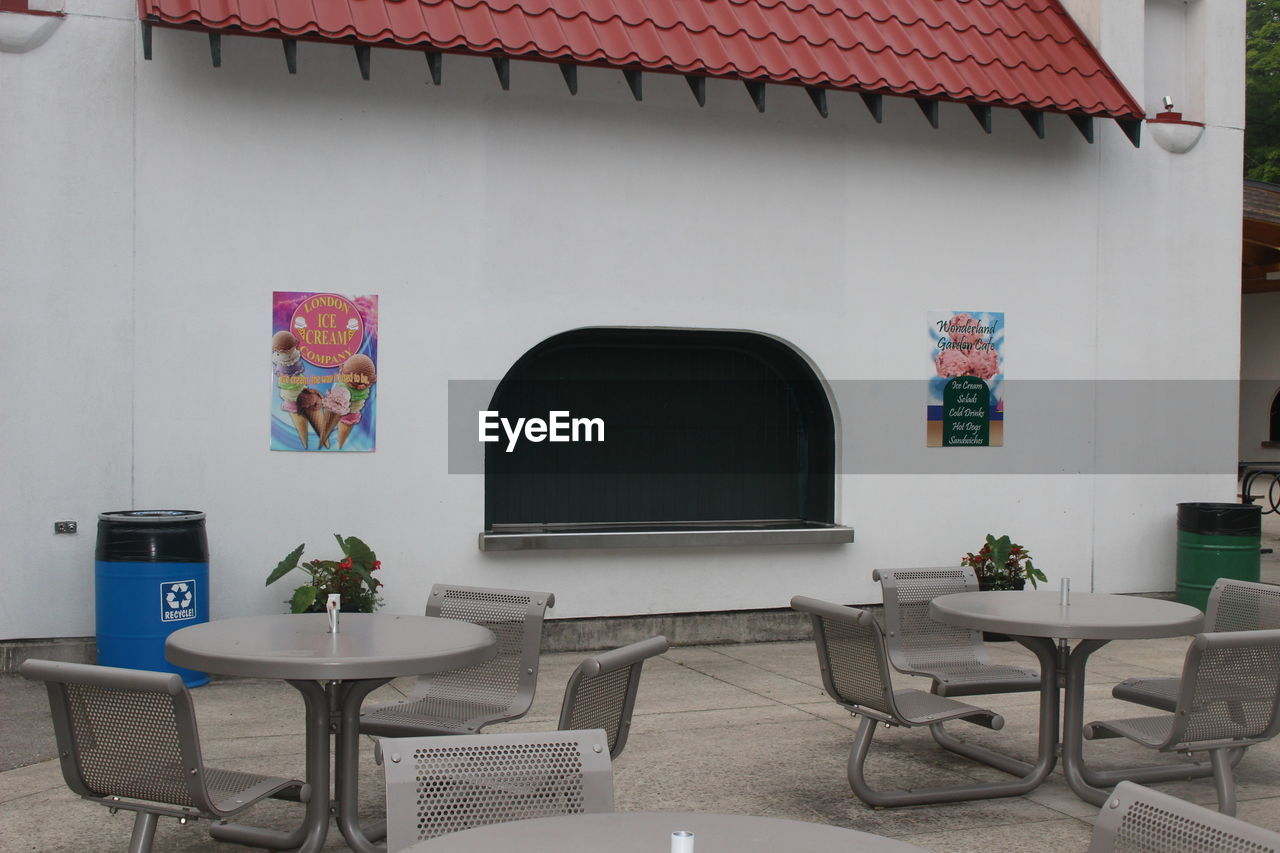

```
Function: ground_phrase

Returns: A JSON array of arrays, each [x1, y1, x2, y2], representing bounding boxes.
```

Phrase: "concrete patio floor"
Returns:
[[3, 514, 1279, 852], [6, 632, 1280, 851]]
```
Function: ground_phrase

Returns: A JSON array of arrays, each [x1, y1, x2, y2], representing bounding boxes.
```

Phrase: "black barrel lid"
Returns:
[[1176, 502, 1261, 536], [96, 511, 208, 562], [99, 510, 205, 523]]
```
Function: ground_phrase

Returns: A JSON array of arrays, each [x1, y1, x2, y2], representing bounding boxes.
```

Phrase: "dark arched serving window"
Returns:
[[1271, 389, 1280, 443], [481, 328, 849, 550]]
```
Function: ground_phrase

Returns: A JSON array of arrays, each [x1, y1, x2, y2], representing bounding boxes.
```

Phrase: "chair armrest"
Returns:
[[577, 637, 669, 677]]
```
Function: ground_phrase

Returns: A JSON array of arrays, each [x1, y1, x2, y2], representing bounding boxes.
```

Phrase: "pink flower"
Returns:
[[945, 313, 984, 346], [969, 345, 1000, 379], [935, 349, 972, 378]]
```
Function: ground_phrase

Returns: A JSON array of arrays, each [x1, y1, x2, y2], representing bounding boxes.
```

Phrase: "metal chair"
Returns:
[[874, 567, 1043, 773], [1088, 781, 1280, 852], [557, 636, 668, 759], [381, 729, 614, 852], [1084, 629, 1280, 815], [360, 584, 555, 737], [1113, 578, 1280, 711], [873, 567, 1040, 696], [792, 595, 1043, 807], [19, 659, 306, 853]]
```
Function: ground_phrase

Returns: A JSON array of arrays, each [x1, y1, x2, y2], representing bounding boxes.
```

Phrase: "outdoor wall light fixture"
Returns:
[[0, 0, 64, 54], [1147, 96, 1205, 154]]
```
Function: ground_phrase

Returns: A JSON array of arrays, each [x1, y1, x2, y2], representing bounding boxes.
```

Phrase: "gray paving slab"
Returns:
[[0, 675, 55, 772], [900, 816, 1096, 852], [9, 619, 1280, 852]]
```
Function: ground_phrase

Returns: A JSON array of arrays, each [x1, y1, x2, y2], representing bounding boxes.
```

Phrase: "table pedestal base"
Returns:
[[971, 636, 1220, 807], [928, 635, 1061, 786], [209, 678, 390, 852], [927, 636, 1224, 807], [335, 679, 389, 851]]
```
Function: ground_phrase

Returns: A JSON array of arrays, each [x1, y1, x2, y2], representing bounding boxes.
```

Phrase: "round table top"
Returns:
[[930, 591, 1203, 641], [409, 812, 932, 853], [166, 613, 496, 680]]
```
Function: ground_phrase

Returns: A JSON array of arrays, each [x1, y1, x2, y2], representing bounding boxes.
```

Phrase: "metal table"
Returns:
[[930, 591, 1203, 805], [166, 612, 496, 853], [408, 811, 933, 852]]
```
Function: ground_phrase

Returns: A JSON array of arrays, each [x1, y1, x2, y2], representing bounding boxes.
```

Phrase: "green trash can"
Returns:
[[1175, 502, 1261, 612]]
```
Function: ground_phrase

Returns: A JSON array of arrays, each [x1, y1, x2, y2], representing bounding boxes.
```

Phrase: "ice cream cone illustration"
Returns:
[[297, 388, 327, 447], [272, 331, 311, 448], [320, 354, 376, 450], [320, 385, 349, 447], [289, 412, 311, 447], [337, 420, 356, 449]]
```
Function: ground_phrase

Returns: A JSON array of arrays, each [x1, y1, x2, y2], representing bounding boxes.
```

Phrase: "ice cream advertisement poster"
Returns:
[[271, 292, 378, 452], [927, 311, 1003, 447]]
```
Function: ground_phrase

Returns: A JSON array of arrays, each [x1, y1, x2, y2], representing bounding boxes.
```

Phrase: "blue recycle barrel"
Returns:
[[95, 510, 209, 687]]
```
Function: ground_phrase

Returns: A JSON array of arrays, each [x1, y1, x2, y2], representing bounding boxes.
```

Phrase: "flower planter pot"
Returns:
[[977, 578, 1024, 641]]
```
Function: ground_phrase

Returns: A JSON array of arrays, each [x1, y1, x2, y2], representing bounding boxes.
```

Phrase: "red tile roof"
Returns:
[[138, 0, 1144, 119]]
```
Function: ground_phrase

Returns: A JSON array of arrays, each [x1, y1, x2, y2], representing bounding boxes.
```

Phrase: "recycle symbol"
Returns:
[[166, 583, 192, 609]]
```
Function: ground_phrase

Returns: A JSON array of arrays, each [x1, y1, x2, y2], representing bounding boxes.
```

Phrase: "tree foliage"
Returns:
[[1247, 0, 1280, 180]]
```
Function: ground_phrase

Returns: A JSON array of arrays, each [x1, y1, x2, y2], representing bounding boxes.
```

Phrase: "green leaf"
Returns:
[[349, 563, 378, 592], [988, 535, 1012, 570], [1027, 563, 1048, 588], [334, 533, 350, 557], [1246, 2, 1280, 178], [346, 537, 376, 570], [290, 585, 318, 614], [266, 543, 306, 586]]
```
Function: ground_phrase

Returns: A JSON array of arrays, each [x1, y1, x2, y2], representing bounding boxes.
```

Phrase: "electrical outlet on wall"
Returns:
[[53, 521, 77, 534]]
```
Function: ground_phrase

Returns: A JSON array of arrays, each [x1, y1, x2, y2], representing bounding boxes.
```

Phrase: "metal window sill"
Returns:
[[479, 520, 854, 552]]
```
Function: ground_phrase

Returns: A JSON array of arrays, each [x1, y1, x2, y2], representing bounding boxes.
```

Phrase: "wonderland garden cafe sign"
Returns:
[[927, 311, 1004, 447]]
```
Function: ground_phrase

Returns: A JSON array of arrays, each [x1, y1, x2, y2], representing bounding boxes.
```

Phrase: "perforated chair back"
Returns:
[[25, 659, 208, 810], [361, 585, 555, 737], [557, 636, 668, 759], [875, 566, 985, 668], [873, 566, 1039, 697], [1207, 578, 1280, 633], [1087, 630, 1280, 815], [1170, 629, 1280, 748], [382, 729, 614, 852], [19, 659, 303, 853], [1088, 781, 1280, 853], [791, 596, 901, 723], [1113, 579, 1280, 713], [424, 585, 554, 713]]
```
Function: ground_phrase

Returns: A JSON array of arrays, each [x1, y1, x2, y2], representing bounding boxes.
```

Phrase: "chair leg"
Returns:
[[846, 716, 1053, 807], [846, 717, 884, 805], [127, 812, 158, 853], [1210, 749, 1238, 816], [929, 722, 1032, 775]]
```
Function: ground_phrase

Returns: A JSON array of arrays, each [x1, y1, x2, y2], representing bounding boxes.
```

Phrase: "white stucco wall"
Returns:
[[1, 4, 136, 641], [1, 0, 1244, 639]]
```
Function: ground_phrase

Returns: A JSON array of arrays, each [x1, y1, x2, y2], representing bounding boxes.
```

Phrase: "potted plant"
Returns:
[[266, 534, 383, 613], [961, 534, 1047, 591]]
